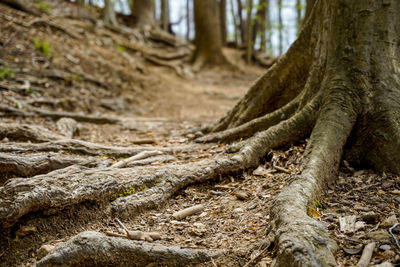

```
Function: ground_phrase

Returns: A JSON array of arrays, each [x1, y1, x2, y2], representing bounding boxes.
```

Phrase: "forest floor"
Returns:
[[0, 1, 399, 266]]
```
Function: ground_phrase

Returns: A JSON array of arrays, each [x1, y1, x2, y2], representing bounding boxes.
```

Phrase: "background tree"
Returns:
[[295, 0, 301, 34], [219, 0, 227, 46], [192, 0, 227, 69], [277, 0, 283, 54], [252, 0, 269, 52], [236, 0, 246, 45], [186, 0, 191, 40], [103, 0, 118, 26], [131, 0, 155, 27], [230, 0, 239, 46], [160, 0, 169, 31], [245, 0, 253, 63]]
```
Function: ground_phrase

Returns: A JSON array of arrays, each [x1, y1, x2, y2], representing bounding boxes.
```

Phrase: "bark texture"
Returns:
[[192, 0, 227, 69], [131, 0, 155, 28], [37, 231, 220, 266], [103, 0, 118, 26]]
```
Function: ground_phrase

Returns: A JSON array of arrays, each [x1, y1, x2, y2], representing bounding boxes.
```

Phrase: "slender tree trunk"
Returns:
[[220, 0, 227, 46], [103, 0, 118, 26], [265, 0, 272, 53], [186, 0, 191, 40], [230, 0, 239, 46], [253, 0, 268, 52], [192, 0, 228, 69], [161, 0, 169, 31], [245, 0, 253, 63], [237, 0, 246, 45], [131, 0, 155, 27], [277, 0, 283, 55]]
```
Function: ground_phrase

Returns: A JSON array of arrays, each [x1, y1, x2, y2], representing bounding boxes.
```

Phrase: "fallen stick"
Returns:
[[357, 242, 375, 267], [273, 164, 291, 174], [111, 150, 163, 168], [172, 204, 205, 220]]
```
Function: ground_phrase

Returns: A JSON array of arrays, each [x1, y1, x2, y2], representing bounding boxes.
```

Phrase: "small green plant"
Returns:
[[33, 38, 52, 59], [116, 45, 126, 53], [0, 66, 15, 81], [36, 1, 51, 13], [111, 185, 149, 200], [307, 200, 323, 218]]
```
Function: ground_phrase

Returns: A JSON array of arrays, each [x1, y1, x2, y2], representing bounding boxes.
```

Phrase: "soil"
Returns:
[[0, 1, 399, 266]]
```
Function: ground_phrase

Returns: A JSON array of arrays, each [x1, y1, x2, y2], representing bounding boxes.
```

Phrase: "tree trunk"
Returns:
[[237, 0, 246, 45], [186, 0, 191, 40], [103, 0, 118, 26], [277, 0, 283, 55], [220, 0, 227, 46], [203, 0, 400, 264], [230, 0, 239, 46], [296, 0, 301, 35], [245, 0, 253, 63], [161, 0, 169, 31], [192, 0, 228, 69], [253, 0, 268, 52], [304, 0, 315, 21], [131, 0, 155, 28]]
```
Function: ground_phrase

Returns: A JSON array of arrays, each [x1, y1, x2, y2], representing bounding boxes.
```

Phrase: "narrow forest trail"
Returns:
[[0, 1, 399, 266]]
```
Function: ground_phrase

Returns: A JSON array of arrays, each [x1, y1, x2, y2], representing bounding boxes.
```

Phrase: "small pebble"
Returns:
[[233, 208, 244, 213], [236, 192, 248, 200]]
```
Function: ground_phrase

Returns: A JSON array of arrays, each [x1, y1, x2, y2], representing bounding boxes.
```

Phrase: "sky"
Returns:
[[87, 0, 304, 56]]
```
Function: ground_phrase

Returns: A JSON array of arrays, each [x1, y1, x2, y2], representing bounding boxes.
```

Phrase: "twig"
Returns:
[[273, 164, 291, 174], [210, 257, 218, 267], [357, 242, 375, 267], [115, 218, 128, 232], [0, 248, 8, 257], [111, 150, 162, 168], [172, 204, 204, 220], [389, 223, 400, 249]]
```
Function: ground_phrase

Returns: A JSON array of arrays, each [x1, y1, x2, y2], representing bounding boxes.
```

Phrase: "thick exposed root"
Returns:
[[0, 152, 107, 182], [37, 231, 221, 267], [0, 123, 64, 142], [271, 89, 359, 266], [0, 104, 120, 124], [196, 94, 301, 143], [0, 99, 318, 228], [0, 139, 206, 157], [210, 16, 316, 132]]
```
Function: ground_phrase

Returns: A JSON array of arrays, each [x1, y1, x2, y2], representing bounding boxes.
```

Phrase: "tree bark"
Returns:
[[245, 0, 253, 63], [237, 0, 246, 45], [103, 0, 118, 26], [220, 0, 227, 46], [230, 0, 239, 46], [186, 0, 191, 40], [304, 0, 315, 22], [131, 0, 155, 28], [277, 0, 283, 55], [192, 0, 228, 69], [160, 0, 169, 31], [296, 0, 302, 35]]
